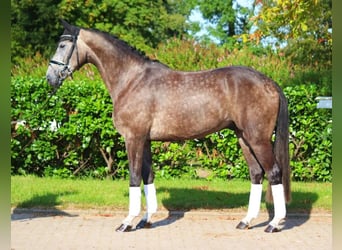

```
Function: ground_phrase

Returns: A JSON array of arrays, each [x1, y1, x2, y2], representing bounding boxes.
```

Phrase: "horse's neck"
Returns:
[[82, 32, 145, 100]]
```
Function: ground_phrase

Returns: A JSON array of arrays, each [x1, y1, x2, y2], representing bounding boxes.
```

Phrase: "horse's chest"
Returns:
[[112, 100, 153, 137]]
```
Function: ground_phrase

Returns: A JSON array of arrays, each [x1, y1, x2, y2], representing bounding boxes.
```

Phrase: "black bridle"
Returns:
[[49, 32, 80, 88]]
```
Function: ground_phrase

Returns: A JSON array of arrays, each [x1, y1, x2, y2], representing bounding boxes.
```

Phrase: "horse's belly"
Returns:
[[149, 85, 233, 140], [149, 110, 231, 141]]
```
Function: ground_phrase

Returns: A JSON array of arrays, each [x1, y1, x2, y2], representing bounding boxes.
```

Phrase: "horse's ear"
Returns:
[[60, 19, 79, 35], [60, 19, 70, 28]]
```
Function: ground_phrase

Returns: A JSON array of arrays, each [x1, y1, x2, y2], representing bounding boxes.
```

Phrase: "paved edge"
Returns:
[[11, 207, 332, 219]]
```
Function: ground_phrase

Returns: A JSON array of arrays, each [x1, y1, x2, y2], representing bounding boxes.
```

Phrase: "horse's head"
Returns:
[[46, 20, 82, 89]]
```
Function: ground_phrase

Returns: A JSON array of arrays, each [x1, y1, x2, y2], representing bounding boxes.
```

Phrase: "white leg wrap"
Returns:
[[144, 183, 158, 216], [122, 187, 141, 225], [128, 186, 141, 216], [270, 184, 286, 226], [242, 184, 262, 224]]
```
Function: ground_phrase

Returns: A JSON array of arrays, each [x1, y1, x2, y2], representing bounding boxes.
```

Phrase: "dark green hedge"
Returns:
[[11, 76, 332, 181]]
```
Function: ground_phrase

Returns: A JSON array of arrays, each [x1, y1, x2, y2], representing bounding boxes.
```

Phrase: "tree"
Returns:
[[58, 0, 194, 52], [190, 0, 251, 45], [11, 0, 194, 64], [11, 0, 63, 64], [247, 0, 332, 67]]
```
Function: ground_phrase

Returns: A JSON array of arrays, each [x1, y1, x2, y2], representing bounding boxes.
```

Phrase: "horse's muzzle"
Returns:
[[46, 65, 70, 90]]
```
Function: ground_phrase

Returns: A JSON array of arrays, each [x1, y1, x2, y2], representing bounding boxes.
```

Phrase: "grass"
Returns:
[[11, 176, 332, 214]]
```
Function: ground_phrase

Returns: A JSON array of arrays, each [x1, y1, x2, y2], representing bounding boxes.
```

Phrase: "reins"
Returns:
[[33, 86, 59, 117]]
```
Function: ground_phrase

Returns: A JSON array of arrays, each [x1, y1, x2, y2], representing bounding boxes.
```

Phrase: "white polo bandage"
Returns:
[[243, 184, 263, 223], [144, 183, 158, 214], [271, 184, 286, 221], [128, 186, 141, 217]]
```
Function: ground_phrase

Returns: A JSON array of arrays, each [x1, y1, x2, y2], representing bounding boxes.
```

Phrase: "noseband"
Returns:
[[49, 31, 80, 86]]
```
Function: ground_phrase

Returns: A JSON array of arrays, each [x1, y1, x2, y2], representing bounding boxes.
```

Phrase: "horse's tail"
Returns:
[[266, 86, 291, 204]]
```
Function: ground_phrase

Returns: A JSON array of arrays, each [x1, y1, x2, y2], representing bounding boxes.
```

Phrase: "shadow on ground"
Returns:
[[152, 187, 319, 231], [11, 191, 78, 221]]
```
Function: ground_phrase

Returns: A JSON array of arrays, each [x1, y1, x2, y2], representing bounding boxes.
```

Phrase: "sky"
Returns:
[[236, 0, 254, 8]]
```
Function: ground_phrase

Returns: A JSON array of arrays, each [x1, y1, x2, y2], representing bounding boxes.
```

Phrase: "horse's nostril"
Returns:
[[46, 74, 54, 85], [46, 75, 51, 83]]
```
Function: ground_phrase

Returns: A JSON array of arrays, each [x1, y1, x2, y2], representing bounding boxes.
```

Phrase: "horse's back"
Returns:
[[145, 65, 280, 141]]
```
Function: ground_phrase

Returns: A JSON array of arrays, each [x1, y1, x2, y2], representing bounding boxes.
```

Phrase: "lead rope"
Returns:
[[31, 86, 59, 119]]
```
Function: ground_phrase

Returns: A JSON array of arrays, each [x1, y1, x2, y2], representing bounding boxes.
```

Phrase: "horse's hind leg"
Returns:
[[236, 135, 264, 230], [136, 140, 158, 229], [244, 137, 286, 233]]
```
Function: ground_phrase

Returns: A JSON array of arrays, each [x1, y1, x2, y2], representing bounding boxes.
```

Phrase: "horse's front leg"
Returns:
[[116, 137, 145, 232], [136, 140, 158, 229]]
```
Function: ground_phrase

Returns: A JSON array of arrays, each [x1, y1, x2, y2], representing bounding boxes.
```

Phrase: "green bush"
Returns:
[[11, 37, 331, 181], [11, 75, 332, 182], [11, 77, 128, 179], [285, 85, 332, 181], [153, 38, 331, 93]]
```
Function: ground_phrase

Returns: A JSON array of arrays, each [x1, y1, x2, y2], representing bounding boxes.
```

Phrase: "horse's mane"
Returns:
[[84, 27, 162, 64], [61, 20, 165, 66]]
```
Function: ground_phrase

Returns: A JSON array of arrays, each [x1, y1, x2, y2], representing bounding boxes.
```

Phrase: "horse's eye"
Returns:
[[59, 44, 66, 49]]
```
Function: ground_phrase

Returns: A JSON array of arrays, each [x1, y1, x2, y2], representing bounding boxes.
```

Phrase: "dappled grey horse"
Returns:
[[46, 20, 291, 233]]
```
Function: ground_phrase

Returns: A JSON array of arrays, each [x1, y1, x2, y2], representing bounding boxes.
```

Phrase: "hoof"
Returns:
[[115, 224, 133, 232], [236, 221, 250, 230], [136, 219, 152, 229], [264, 224, 281, 233]]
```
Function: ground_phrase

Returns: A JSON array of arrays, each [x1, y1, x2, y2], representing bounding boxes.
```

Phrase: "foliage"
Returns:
[[11, 64, 332, 182], [247, 0, 332, 69], [11, 0, 194, 64], [11, 0, 332, 94], [252, 0, 331, 42], [58, 0, 194, 52], [190, 0, 250, 44], [152, 37, 331, 93], [285, 85, 332, 181], [11, 0, 332, 183], [11, 77, 128, 179], [11, 0, 63, 64]]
